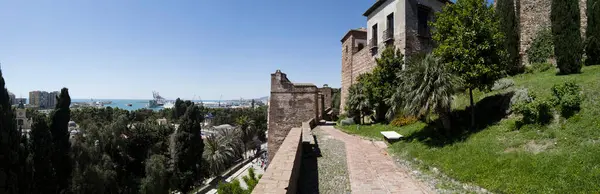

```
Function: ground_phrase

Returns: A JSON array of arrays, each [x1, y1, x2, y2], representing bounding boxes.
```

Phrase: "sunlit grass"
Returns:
[[338, 65, 600, 193]]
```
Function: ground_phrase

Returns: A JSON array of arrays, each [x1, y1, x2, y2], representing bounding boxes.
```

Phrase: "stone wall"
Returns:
[[518, 0, 588, 64], [340, 29, 376, 114], [267, 70, 318, 163], [319, 86, 333, 110], [252, 127, 304, 194]]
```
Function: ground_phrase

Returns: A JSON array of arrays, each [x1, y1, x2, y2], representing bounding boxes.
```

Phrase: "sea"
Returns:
[[71, 99, 220, 111]]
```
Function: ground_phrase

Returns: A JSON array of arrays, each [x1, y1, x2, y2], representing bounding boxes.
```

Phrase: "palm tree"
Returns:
[[203, 127, 243, 176], [346, 82, 372, 124], [235, 116, 256, 158], [394, 54, 460, 132]]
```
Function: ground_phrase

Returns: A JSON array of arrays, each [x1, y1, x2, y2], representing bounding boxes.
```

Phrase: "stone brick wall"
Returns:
[[518, 0, 588, 64], [317, 93, 324, 120], [340, 29, 376, 114], [267, 70, 318, 163], [319, 86, 333, 110], [252, 127, 303, 194]]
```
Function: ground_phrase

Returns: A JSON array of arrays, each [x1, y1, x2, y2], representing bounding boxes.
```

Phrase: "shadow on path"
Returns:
[[297, 135, 321, 194]]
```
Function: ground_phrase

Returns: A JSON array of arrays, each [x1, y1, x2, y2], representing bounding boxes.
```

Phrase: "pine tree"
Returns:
[[586, 0, 600, 66], [551, 0, 583, 74], [170, 104, 204, 193], [50, 88, 72, 193], [30, 115, 56, 193], [497, 0, 521, 73], [0, 68, 21, 193]]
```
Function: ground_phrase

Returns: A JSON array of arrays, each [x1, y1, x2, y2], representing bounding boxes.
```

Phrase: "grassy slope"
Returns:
[[339, 66, 600, 193]]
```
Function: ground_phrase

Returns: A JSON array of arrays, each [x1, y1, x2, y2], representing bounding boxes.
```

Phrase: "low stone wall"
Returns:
[[252, 127, 304, 194]]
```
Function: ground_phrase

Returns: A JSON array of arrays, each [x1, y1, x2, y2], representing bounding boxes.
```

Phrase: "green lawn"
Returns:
[[339, 65, 600, 193]]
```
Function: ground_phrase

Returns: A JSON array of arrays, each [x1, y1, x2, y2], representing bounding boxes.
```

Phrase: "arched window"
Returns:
[[357, 43, 365, 50]]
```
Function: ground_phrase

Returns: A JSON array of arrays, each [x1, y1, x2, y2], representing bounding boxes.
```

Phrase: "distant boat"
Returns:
[[126, 104, 133, 107], [148, 91, 166, 108]]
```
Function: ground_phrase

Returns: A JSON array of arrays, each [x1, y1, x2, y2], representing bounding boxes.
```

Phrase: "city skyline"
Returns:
[[0, 0, 375, 100]]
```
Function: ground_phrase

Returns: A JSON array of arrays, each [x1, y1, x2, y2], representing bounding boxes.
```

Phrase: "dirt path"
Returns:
[[318, 125, 433, 194]]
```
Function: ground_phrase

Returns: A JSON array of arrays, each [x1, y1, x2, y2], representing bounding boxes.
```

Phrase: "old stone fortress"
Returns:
[[340, 0, 589, 114]]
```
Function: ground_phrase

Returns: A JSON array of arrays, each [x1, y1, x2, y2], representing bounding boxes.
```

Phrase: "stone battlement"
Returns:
[[267, 70, 332, 163]]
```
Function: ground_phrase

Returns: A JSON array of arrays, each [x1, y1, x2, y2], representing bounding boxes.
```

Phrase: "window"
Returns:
[[372, 24, 378, 43], [387, 13, 394, 35], [357, 43, 364, 50], [418, 6, 432, 37]]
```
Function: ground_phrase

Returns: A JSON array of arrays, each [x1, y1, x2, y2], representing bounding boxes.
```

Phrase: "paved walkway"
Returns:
[[319, 125, 432, 194]]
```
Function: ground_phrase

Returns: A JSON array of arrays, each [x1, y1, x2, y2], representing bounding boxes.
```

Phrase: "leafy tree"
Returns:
[[366, 46, 405, 122], [172, 98, 185, 121], [50, 88, 72, 193], [217, 168, 261, 194], [241, 168, 260, 191], [170, 104, 204, 193], [586, 0, 600, 66], [19, 131, 32, 194], [345, 79, 372, 124], [217, 179, 245, 194], [393, 54, 461, 132], [527, 28, 554, 64], [29, 115, 56, 193], [551, 0, 583, 74], [0, 68, 21, 194], [139, 155, 170, 194], [432, 0, 505, 128], [70, 137, 118, 194], [497, 0, 521, 74]]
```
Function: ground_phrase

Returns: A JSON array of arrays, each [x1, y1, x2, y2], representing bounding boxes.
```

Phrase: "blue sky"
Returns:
[[0, 0, 375, 100], [1, 0, 489, 100]]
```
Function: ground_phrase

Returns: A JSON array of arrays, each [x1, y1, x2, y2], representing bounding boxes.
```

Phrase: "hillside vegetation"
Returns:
[[340, 65, 600, 193]]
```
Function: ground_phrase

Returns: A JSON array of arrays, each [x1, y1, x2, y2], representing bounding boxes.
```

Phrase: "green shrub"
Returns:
[[527, 28, 554, 64], [525, 63, 554, 74], [551, 81, 583, 117], [512, 93, 553, 126], [390, 115, 419, 127], [492, 78, 515, 91]]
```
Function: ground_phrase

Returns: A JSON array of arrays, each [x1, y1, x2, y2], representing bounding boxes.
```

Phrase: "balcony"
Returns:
[[368, 38, 378, 50], [383, 28, 394, 42]]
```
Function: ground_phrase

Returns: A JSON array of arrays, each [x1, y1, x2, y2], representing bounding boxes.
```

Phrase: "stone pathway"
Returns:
[[318, 125, 432, 194]]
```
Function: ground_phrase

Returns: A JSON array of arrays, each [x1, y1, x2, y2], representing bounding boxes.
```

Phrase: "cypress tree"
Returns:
[[551, 0, 583, 74], [497, 0, 521, 74], [50, 88, 72, 193], [586, 0, 600, 66], [30, 115, 56, 193], [0, 68, 21, 193], [19, 129, 32, 194], [170, 104, 204, 193]]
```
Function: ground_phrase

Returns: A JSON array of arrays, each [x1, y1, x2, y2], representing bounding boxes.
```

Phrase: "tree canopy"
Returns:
[[431, 0, 505, 127]]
